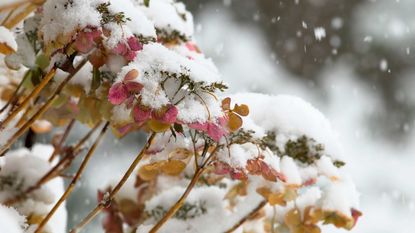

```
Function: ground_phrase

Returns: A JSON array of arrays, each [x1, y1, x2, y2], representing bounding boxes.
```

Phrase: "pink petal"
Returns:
[[127, 37, 143, 51], [188, 122, 208, 132], [108, 83, 128, 105], [214, 161, 231, 175], [158, 105, 178, 124], [125, 82, 143, 94], [124, 50, 137, 61], [133, 105, 151, 123], [230, 169, 247, 180], [113, 43, 128, 55], [207, 122, 226, 142], [75, 31, 94, 53]]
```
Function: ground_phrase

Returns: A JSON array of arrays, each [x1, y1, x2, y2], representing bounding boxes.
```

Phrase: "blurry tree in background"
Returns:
[[183, 0, 415, 140]]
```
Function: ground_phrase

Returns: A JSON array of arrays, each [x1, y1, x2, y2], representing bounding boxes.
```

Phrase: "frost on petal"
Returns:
[[188, 122, 208, 131], [108, 83, 128, 105], [113, 43, 128, 55], [214, 161, 231, 175], [133, 105, 151, 123]]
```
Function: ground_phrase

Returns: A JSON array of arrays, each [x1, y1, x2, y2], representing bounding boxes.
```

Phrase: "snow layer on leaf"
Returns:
[[140, 0, 194, 38], [132, 43, 220, 84], [321, 177, 360, 217], [41, 0, 102, 43], [231, 93, 344, 161], [0, 205, 26, 233], [0, 26, 17, 52], [143, 186, 227, 233], [106, 0, 156, 40]]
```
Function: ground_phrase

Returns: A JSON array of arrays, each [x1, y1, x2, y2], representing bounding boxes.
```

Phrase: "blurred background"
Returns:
[[67, 0, 415, 232]]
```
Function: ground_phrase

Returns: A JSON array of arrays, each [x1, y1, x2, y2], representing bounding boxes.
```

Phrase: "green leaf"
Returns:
[[91, 67, 101, 92], [35, 54, 50, 70], [144, 0, 150, 7]]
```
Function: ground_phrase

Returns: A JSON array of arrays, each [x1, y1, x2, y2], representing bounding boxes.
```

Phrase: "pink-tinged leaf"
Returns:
[[214, 161, 231, 175], [188, 122, 208, 132], [75, 31, 94, 53], [133, 105, 151, 123], [230, 169, 248, 180], [207, 122, 227, 142], [158, 105, 178, 124], [89, 29, 102, 41], [117, 124, 133, 135], [108, 83, 128, 105], [127, 37, 143, 51], [124, 69, 139, 81], [125, 96, 135, 109], [125, 82, 143, 94], [113, 43, 128, 55]]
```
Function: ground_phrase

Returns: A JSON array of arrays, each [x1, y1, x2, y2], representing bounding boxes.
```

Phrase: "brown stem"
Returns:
[[0, 70, 27, 114], [149, 167, 205, 233], [0, 68, 56, 129], [223, 201, 267, 233], [148, 144, 218, 233], [0, 59, 87, 155], [4, 121, 102, 205], [70, 133, 157, 233], [49, 119, 76, 162], [2, 2, 37, 29], [34, 122, 110, 233]]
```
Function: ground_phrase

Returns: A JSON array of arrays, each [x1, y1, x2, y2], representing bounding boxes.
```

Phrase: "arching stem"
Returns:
[[0, 59, 87, 155], [223, 201, 267, 233], [34, 121, 110, 233], [70, 132, 157, 233]]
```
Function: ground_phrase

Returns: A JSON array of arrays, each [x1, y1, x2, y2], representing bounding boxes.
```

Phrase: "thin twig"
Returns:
[[70, 132, 157, 233], [49, 119, 76, 162], [148, 144, 218, 233], [223, 201, 267, 233], [0, 59, 87, 155], [34, 122, 110, 233], [0, 69, 28, 114], [4, 122, 102, 205], [2, 2, 37, 29], [0, 68, 56, 129]]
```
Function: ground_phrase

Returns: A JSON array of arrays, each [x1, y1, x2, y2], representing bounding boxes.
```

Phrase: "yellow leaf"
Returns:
[[168, 148, 193, 160], [233, 104, 249, 116], [138, 162, 162, 181], [222, 97, 231, 110], [160, 160, 186, 176], [268, 193, 286, 206], [228, 112, 243, 132], [0, 42, 15, 55], [147, 119, 171, 133]]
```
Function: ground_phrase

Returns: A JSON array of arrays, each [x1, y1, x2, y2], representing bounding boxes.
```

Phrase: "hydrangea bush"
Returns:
[[0, 0, 361, 233]]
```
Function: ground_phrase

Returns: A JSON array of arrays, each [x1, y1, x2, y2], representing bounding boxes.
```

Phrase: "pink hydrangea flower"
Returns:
[[75, 29, 101, 53], [113, 36, 143, 61]]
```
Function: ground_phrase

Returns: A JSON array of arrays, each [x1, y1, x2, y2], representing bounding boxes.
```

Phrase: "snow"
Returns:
[[231, 93, 344, 161], [0, 144, 67, 233], [140, 0, 194, 39], [314, 27, 326, 41], [0, 205, 26, 233], [0, 26, 17, 52]]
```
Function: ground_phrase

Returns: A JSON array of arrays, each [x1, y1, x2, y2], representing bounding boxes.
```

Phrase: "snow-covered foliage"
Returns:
[[0, 144, 66, 233], [0, 0, 361, 233]]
